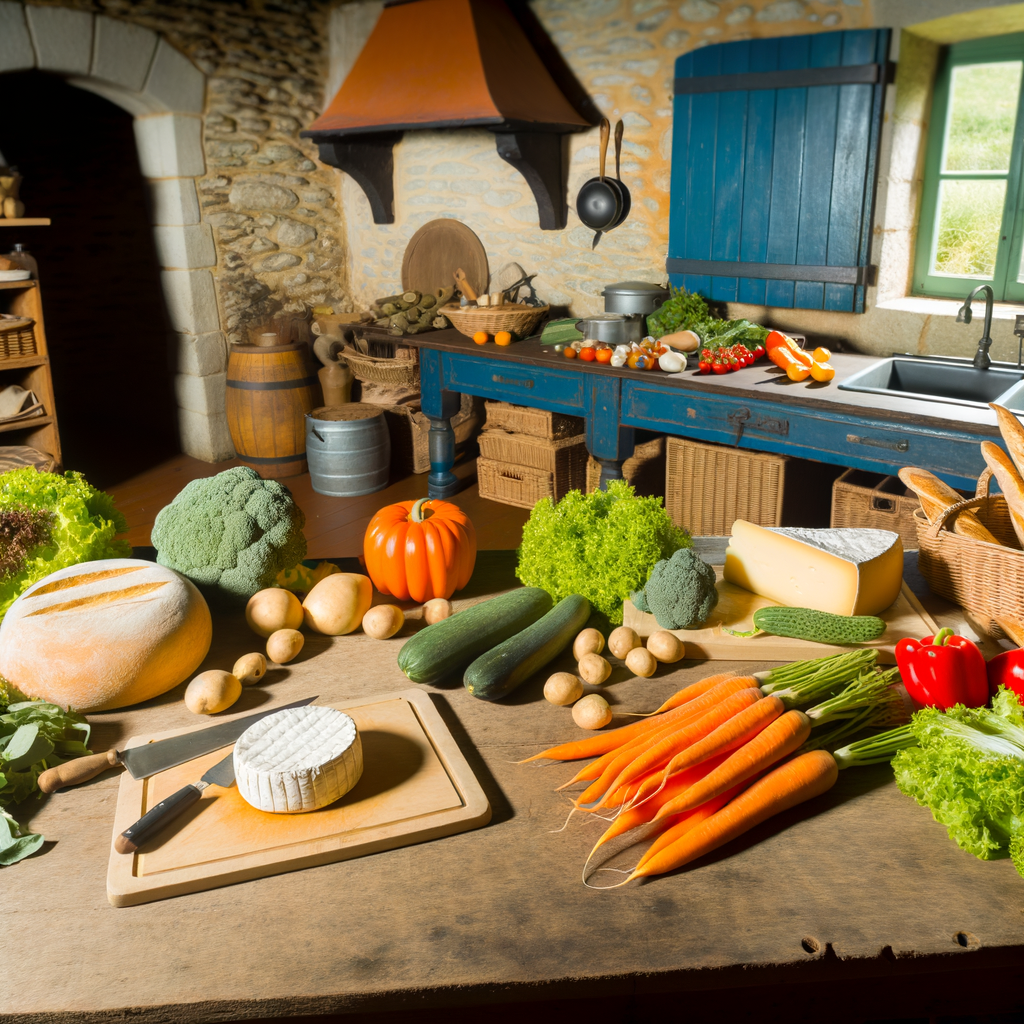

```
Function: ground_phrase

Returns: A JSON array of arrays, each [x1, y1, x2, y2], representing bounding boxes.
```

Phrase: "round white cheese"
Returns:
[[234, 705, 363, 814]]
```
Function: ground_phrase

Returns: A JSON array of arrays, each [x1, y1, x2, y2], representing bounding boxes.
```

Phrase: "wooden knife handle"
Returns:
[[38, 748, 120, 794], [115, 784, 204, 855], [453, 267, 477, 302]]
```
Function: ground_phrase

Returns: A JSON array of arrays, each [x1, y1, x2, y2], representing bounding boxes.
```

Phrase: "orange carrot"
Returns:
[[653, 709, 812, 821], [627, 750, 839, 881], [591, 688, 763, 810], [641, 672, 739, 716], [520, 675, 758, 764]]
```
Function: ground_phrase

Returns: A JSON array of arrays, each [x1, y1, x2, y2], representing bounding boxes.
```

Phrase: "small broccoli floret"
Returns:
[[151, 467, 306, 604], [637, 548, 718, 630]]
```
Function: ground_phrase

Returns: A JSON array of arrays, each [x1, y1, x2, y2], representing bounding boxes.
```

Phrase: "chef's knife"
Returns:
[[38, 695, 318, 793], [114, 750, 236, 854]]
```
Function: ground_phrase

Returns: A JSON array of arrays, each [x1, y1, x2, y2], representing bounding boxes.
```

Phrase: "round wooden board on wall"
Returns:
[[401, 219, 489, 299]]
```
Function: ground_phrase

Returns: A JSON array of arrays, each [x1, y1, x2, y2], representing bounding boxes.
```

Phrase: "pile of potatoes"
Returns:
[[544, 625, 685, 731]]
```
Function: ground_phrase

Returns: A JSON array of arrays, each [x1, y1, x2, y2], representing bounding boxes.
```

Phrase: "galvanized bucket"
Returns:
[[305, 404, 390, 497]]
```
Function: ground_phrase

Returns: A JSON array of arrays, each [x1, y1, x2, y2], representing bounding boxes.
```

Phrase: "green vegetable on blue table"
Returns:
[[0, 680, 92, 866], [151, 466, 307, 605], [645, 287, 769, 351], [891, 687, 1024, 875], [515, 481, 689, 625], [630, 547, 718, 629], [0, 468, 130, 623]]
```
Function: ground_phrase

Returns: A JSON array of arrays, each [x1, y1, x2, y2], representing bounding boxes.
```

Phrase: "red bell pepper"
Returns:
[[985, 648, 1024, 701], [894, 628, 989, 710]]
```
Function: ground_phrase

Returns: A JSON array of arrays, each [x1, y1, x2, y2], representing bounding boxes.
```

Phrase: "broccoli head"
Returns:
[[633, 547, 718, 630], [151, 466, 306, 604]]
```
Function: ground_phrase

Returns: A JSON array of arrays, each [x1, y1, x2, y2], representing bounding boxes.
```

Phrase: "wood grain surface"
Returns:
[[401, 219, 489, 299], [5, 551, 1024, 1023]]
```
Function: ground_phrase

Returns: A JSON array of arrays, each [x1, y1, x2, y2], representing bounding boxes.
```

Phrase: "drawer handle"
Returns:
[[847, 433, 909, 453], [492, 374, 534, 389]]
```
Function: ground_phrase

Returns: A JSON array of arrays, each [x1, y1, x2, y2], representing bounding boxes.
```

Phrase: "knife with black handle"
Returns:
[[114, 750, 237, 854]]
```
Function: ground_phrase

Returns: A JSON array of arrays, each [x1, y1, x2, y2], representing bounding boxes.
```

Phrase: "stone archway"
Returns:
[[0, 2, 232, 462]]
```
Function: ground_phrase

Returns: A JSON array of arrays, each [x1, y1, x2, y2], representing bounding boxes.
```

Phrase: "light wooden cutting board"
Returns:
[[623, 570, 939, 663], [107, 689, 490, 907]]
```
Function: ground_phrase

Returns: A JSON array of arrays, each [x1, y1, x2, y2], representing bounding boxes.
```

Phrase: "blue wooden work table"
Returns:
[[406, 330, 1007, 498]]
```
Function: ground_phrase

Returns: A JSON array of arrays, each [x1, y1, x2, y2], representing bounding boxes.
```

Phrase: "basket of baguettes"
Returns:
[[900, 402, 1024, 643]]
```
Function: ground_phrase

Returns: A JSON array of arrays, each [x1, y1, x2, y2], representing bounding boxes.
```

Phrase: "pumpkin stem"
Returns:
[[410, 498, 432, 523]]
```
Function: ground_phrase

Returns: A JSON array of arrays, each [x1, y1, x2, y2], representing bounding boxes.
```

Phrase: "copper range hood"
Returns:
[[302, 0, 592, 229]]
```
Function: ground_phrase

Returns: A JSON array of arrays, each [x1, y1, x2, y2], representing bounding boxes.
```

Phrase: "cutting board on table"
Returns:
[[623, 569, 939, 663], [107, 689, 491, 907]]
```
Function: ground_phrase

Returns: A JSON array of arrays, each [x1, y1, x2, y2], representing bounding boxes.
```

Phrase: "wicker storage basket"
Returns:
[[666, 436, 786, 535], [477, 458, 583, 509], [587, 436, 666, 495], [0, 317, 36, 359], [483, 401, 584, 439], [441, 303, 548, 340], [341, 345, 419, 388], [382, 395, 483, 475], [915, 467, 1024, 637], [478, 429, 587, 475], [832, 469, 922, 550]]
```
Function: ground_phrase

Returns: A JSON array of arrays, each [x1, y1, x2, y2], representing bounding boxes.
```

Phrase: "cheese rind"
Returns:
[[723, 520, 903, 616], [234, 706, 363, 814]]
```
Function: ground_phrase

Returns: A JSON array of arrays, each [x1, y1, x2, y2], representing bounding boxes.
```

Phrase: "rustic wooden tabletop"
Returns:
[[4, 550, 1023, 1023]]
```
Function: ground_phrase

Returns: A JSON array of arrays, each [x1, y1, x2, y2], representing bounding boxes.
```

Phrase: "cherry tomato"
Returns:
[[752, 343, 765, 360], [579, 346, 597, 362], [563, 346, 577, 359], [712, 361, 729, 375], [595, 346, 612, 364], [698, 361, 711, 374]]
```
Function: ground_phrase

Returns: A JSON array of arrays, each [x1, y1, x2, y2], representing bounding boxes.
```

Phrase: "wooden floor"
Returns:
[[108, 454, 532, 557]]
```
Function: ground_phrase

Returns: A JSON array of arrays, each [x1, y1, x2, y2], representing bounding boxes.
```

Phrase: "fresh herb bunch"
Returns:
[[0, 468, 130, 622], [646, 287, 711, 339], [515, 481, 690, 624], [0, 683, 92, 866]]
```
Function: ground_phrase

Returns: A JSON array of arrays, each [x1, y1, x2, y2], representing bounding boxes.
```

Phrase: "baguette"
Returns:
[[980, 441, 1024, 547], [990, 403, 1024, 480], [897, 466, 1001, 545]]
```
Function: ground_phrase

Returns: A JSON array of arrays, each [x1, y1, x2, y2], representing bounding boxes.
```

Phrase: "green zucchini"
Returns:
[[751, 606, 886, 646], [464, 594, 591, 702], [398, 587, 553, 684]]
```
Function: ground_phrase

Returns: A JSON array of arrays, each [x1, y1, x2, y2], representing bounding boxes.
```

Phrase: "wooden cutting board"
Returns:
[[106, 689, 490, 907], [623, 570, 939, 663], [401, 219, 489, 298]]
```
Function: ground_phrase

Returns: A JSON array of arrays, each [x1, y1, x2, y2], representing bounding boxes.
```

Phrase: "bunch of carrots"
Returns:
[[521, 650, 915, 887]]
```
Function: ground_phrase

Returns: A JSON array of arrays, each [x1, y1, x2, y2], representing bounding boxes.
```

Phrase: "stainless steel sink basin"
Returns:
[[838, 357, 1024, 410]]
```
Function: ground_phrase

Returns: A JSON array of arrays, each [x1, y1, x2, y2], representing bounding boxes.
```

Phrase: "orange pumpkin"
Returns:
[[363, 498, 477, 602]]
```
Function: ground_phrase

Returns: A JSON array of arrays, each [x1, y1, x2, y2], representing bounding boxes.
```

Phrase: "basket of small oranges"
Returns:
[[441, 303, 549, 342]]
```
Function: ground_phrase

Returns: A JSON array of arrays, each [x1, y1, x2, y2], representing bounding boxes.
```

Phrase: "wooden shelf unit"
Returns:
[[0, 218, 51, 226], [0, 279, 61, 466]]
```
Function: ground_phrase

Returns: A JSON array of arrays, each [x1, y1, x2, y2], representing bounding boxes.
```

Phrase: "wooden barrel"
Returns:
[[305, 404, 391, 497], [226, 343, 320, 479]]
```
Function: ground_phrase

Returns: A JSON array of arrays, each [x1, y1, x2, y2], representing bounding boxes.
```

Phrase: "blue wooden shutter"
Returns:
[[667, 29, 890, 314]]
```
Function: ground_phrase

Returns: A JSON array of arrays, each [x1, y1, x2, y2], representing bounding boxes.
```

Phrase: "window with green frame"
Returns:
[[913, 32, 1024, 302]]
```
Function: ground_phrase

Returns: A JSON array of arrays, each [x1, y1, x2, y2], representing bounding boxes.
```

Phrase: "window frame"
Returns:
[[913, 32, 1024, 302]]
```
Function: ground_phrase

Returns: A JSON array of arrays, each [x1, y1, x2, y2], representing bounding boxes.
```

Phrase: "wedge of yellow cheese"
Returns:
[[723, 520, 903, 616]]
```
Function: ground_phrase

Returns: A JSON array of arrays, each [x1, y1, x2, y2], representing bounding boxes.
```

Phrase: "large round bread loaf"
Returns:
[[0, 559, 212, 712]]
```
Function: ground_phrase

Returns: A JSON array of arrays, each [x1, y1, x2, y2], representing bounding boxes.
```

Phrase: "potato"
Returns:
[[544, 672, 583, 706], [578, 652, 611, 686], [266, 628, 304, 664], [573, 694, 612, 730], [302, 573, 372, 635], [625, 647, 658, 678], [184, 670, 241, 715], [232, 652, 267, 685], [246, 588, 303, 638], [608, 626, 641, 660], [362, 604, 404, 639], [647, 630, 684, 664], [423, 598, 453, 625], [572, 627, 605, 661]]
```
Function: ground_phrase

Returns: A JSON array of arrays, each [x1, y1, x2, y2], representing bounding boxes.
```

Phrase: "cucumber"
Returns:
[[398, 587, 553, 684], [752, 606, 886, 645], [464, 594, 591, 701]]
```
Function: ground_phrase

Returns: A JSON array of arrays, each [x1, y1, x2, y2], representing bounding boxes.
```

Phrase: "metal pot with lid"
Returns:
[[602, 281, 670, 317], [575, 313, 642, 346]]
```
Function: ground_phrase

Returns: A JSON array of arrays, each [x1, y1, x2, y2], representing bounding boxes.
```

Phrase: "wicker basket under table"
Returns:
[[0, 317, 36, 359], [478, 458, 584, 509], [341, 345, 419, 388], [914, 466, 1024, 638], [832, 469, 921, 551], [483, 401, 583, 439]]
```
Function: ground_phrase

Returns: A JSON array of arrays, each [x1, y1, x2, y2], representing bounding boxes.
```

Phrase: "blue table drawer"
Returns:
[[443, 354, 585, 413], [621, 382, 990, 489]]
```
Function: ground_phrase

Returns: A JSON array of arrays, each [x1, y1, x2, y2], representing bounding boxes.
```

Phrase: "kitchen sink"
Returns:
[[838, 357, 1024, 410]]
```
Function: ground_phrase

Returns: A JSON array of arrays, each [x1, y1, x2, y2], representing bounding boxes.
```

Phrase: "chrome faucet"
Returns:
[[957, 284, 995, 370]]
